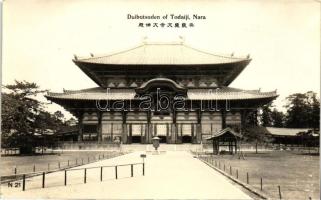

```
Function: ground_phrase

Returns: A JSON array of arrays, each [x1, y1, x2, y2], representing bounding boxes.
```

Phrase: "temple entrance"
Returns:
[[180, 124, 193, 143], [132, 136, 141, 143], [130, 124, 143, 143], [158, 136, 167, 143], [182, 135, 192, 143]]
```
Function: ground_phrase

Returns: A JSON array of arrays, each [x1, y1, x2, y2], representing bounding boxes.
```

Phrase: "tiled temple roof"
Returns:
[[74, 43, 250, 65], [46, 87, 278, 101], [48, 88, 135, 100], [266, 127, 318, 136], [188, 87, 278, 100], [205, 128, 242, 140]]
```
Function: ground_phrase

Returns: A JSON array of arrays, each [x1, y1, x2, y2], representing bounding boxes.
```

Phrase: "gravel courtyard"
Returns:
[[1, 151, 252, 199]]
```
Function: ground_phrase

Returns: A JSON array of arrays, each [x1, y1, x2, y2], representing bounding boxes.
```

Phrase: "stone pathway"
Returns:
[[1, 151, 252, 199]]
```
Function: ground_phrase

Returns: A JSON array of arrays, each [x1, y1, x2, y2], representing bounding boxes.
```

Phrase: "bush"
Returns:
[[20, 146, 35, 154]]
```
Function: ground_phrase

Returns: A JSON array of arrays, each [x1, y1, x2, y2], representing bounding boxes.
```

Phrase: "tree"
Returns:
[[65, 117, 77, 126], [1, 80, 66, 154], [284, 92, 320, 128], [51, 111, 66, 130], [34, 110, 64, 154], [270, 108, 285, 127], [260, 103, 273, 127], [242, 125, 273, 153], [1, 81, 47, 153], [259, 102, 285, 128], [306, 91, 320, 130], [285, 93, 309, 128]]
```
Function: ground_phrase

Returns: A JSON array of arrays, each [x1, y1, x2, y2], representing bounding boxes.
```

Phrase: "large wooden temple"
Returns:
[[45, 42, 278, 144]]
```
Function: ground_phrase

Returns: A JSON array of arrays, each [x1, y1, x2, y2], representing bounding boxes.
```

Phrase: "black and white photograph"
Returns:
[[0, 0, 320, 199]]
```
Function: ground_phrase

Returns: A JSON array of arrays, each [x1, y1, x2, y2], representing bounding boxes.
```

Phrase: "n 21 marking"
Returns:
[[8, 182, 21, 188]]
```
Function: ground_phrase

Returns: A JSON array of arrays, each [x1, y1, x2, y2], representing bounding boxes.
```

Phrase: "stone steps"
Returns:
[[121, 144, 203, 152]]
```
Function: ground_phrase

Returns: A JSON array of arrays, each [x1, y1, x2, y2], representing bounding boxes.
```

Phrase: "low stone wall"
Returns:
[[59, 142, 120, 151]]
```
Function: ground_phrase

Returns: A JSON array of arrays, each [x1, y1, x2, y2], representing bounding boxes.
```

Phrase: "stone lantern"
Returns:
[[152, 136, 160, 150]]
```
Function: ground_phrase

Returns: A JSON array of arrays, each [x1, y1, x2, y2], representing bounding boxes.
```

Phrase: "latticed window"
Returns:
[[181, 124, 192, 136], [101, 123, 123, 142], [112, 124, 122, 135], [202, 123, 212, 134]]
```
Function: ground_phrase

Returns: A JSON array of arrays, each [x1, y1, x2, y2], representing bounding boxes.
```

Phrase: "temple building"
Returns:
[[45, 42, 278, 144]]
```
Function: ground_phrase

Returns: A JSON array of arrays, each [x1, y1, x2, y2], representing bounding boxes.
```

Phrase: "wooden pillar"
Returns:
[[175, 124, 179, 144], [196, 110, 202, 143], [154, 123, 157, 136], [179, 124, 183, 144], [196, 124, 202, 143], [191, 124, 195, 144], [149, 124, 153, 143], [142, 123, 148, 144], [128, 124, 132, 144], [253, 109, 258, 126], [111, 123, 114, 143], [140, 124, 143, 143], [231, 141, 234, 154], [147, 111, 151, 144], [122, 124, 128, 144], [78, 112, 84, 142], [221, 110, 226, 129], [170, 124, 176, 144], [121, 111, 128, 144], [166, 123, 169, 144], [212, 139, 215, 154], [144, 124, 148, 144], [97, 112, 102, 142], [240, 110, 246, 132], [176, 124, 179, 143], [232, 141, 234, 154], [172, 110, 177, 144]]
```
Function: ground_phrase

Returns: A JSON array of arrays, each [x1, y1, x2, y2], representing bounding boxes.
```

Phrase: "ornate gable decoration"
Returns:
[[135, 78, 187, 96]]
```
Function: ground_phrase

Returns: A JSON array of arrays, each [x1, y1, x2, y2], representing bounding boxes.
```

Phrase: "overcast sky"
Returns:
[[3, 0, 320, 118]]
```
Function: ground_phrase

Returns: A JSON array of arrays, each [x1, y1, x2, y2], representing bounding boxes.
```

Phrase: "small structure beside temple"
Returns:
[[266, 127, 319, 148], [206, 128, 242, 154]]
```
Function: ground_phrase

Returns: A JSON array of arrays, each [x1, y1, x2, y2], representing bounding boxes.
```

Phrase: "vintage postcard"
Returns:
[[1, 0, 320, 199]]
